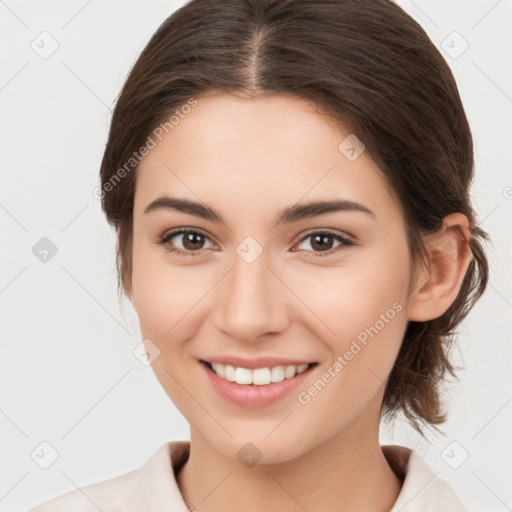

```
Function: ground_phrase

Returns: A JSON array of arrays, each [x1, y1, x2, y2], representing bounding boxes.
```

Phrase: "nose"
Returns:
[[212, 247, 290, 343]]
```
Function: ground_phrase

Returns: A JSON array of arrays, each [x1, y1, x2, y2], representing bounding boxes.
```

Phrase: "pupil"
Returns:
[[184, 232, 203, 250]]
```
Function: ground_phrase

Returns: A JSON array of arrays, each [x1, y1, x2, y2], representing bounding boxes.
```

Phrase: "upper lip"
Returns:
[[200, 356, 317, 370]]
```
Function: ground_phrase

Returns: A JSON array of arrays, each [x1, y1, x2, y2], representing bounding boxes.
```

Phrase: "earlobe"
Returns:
[[407, 213, 473, 322]]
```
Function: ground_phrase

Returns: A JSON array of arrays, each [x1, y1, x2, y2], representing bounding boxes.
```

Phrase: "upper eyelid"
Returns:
[[160, 227, 214, 244]]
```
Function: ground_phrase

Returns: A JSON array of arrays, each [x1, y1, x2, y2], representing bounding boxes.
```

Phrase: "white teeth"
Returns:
[[253, 367, 272, 385], [271, 365, 285, 383], [212, 362, 225, 378], [284, 365, 297, 379], [296, 363, 308, 374], [224, 364, 236, 382], [235, 367, 252, 385], [208, 362, 312, 385]]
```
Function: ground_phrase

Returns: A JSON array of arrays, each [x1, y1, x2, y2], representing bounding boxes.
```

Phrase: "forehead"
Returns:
[[135, 93, 398, 222]]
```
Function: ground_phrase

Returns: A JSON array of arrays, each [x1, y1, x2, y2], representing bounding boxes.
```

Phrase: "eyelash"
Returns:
[[157, 228, 354, 258]]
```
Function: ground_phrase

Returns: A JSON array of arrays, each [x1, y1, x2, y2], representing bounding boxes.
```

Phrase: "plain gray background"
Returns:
[[1, 1, 511, 511]]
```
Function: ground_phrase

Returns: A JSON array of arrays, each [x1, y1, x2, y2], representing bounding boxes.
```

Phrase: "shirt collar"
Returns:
[[382, 444, 470, 512]]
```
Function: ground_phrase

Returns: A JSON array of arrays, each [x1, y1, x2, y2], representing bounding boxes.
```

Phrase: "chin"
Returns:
[[196, 427, 318, 468]]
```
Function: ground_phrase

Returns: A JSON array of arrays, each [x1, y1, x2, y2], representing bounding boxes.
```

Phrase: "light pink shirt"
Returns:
[[27, 441, 470, 512]]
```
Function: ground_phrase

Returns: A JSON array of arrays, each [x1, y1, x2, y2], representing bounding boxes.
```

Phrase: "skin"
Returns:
[[126, 92, 472, 512]]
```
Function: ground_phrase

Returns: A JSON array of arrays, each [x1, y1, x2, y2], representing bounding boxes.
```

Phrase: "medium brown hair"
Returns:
[[99, 0, 489, 436]]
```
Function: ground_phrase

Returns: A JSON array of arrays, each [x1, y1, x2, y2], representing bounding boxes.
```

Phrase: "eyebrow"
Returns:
[[143, 196, 375, 225]]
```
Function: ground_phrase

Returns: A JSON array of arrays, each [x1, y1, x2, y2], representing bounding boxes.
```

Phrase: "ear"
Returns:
[[408, 213, 473, 322]]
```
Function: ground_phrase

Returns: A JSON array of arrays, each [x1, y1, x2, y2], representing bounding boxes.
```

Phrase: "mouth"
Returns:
[[199, 359, 319, 408], [200, 360, 318, 385]]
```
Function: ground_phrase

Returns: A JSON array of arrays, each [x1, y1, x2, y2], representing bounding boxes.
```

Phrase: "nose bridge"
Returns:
[[213, 242, 287, 341]]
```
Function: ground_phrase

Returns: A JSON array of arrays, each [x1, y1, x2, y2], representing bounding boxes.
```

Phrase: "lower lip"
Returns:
[[200, 360, 317, 408]]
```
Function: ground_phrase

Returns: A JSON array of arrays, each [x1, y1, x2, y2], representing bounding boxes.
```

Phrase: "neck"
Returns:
[[176, 417, 403, 512]]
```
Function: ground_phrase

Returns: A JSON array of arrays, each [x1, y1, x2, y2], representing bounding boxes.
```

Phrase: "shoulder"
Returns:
[[26, 466, 143, 512]]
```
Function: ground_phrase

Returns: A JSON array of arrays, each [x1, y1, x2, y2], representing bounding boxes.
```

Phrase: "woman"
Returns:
[[29, 0, 489, 510]]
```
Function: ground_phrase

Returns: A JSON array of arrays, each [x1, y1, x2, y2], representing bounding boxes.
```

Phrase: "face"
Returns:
[[129, 92, 413, 463]]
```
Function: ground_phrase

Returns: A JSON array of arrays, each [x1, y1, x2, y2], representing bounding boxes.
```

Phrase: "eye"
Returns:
[[292, 230, 354, 257], [158, 228, 215, 257], [158, 228, 354, 258]]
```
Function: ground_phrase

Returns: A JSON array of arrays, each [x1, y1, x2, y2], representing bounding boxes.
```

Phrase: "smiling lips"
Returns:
[[200, 357, 318, 408], [198, 354, 319, 407]]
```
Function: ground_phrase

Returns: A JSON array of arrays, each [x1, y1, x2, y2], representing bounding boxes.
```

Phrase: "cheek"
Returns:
[[301, 243, 409, 333], [296, 239, 410, 385], [293, 262, 409, 429], [131, 241, 214, 351]]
